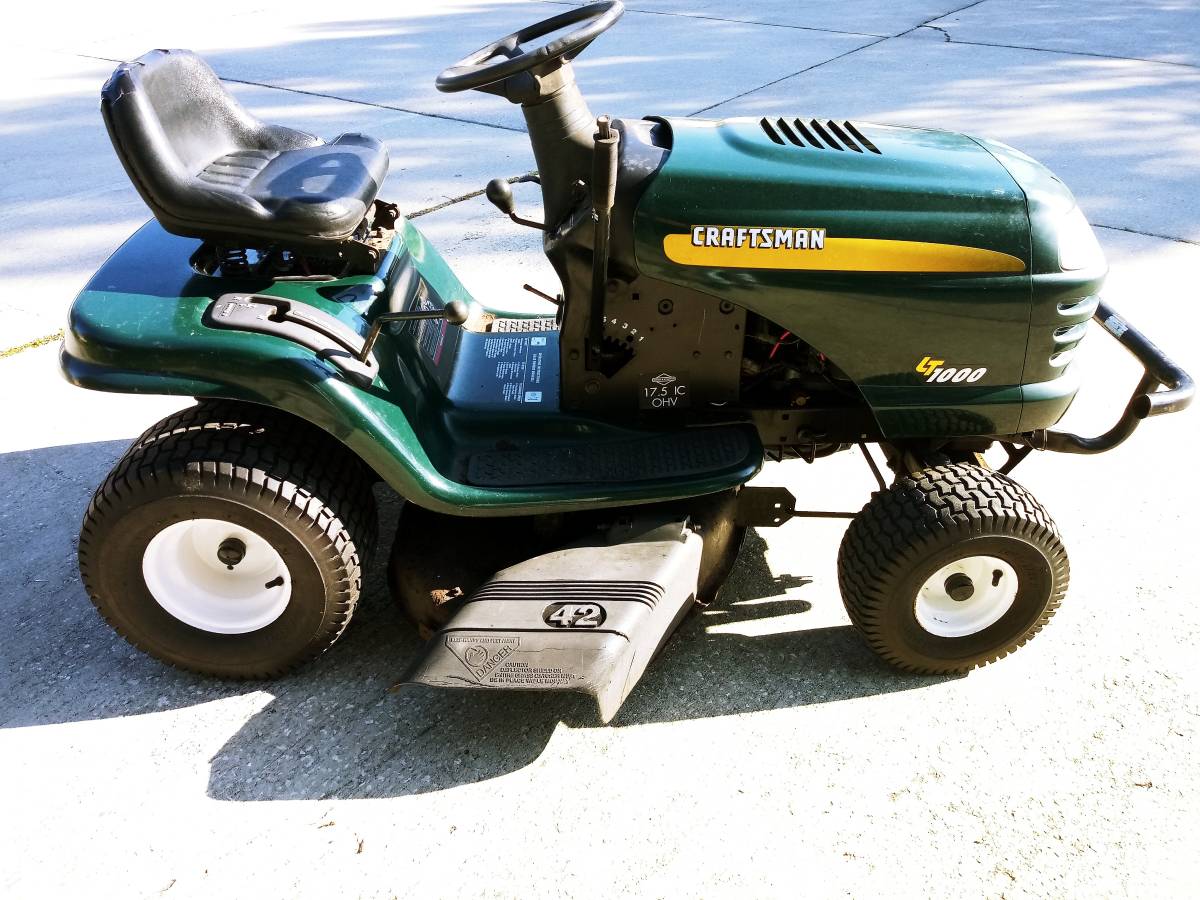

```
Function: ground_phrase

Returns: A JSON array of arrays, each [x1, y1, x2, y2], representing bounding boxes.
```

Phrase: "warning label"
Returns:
[[444, 635, 580, 687], [445, 634, 520, 681], [488, 661, 576, 688], [407, 295, 448, 365]]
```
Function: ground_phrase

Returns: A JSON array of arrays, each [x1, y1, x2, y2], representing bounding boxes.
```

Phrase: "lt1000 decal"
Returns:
[[915, 356, 988, 383]]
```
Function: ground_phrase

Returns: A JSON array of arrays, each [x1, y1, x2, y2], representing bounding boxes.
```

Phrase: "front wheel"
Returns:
[[79, 401, 378, 678], [837, 464, 1068, 674]]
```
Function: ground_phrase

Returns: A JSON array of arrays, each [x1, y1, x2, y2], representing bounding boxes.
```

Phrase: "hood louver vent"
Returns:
[[760, 117, 882, 154]]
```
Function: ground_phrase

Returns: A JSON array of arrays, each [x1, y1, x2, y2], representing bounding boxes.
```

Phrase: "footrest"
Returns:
[[465, 425, 753, 487]]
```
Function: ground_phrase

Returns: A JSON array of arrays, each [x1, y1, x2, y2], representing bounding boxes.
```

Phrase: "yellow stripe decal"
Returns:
[[662, 234, 1026, 273]]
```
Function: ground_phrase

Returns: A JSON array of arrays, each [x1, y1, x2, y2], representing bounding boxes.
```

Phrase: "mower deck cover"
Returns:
[[401, 518, 703, 723]]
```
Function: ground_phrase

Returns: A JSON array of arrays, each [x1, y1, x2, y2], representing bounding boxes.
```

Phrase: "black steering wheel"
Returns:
[[436, 1, 624, 93]]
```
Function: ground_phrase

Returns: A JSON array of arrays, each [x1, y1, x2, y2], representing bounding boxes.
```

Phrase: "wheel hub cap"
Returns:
[[915, 555, 1018, 638], [217, 537, 247, 568], [943, 572, 976, 602], [142, 518, 292, 634]]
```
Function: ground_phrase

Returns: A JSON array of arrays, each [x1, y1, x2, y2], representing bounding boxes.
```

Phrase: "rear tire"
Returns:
[[837, 463, 1068, 674], [79, 401, 378, 678]]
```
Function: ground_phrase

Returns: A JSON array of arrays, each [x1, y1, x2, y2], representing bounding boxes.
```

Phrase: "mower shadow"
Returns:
[[204, 519, 955, 801], [0, 436, 949, 799]]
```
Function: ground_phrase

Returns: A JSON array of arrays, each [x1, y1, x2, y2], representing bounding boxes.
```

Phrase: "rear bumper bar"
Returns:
[[1029, 300, 1193, 454]]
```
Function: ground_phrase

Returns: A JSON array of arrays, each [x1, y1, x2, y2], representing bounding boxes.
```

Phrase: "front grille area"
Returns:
[[1050, 295, 1099, 367], [760, 117, 882, 154]]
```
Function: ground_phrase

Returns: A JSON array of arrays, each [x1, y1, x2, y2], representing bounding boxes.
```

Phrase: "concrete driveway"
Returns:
[[2, 1, 1197, 896]]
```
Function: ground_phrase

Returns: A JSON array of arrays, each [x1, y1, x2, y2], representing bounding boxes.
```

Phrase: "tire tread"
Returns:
[[837, 463, 1069, 674], [79, 400, 377, 679]]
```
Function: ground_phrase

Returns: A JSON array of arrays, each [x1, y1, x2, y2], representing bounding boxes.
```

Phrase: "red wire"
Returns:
[[768, 330, 791, 360]]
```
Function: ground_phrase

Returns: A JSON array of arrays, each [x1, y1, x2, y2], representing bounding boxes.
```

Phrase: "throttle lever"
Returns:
[[358, 299, 469, 363], [485, 177, 545, 230]]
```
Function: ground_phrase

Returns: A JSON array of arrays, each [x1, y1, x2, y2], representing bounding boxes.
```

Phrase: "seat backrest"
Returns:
[[101, 49, 317, 220]]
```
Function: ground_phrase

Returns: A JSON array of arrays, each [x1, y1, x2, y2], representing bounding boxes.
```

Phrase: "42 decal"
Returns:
[[543, 602, 606, 629], [916, 356, 988, 384]]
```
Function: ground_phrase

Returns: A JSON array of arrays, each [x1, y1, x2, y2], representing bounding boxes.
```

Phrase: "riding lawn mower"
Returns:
[[64, 2, 1192, 722]]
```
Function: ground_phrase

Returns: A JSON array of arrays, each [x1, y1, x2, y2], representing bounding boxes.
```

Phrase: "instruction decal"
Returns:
[[483, 334, 550, 405], [448, 329, 560, 411]]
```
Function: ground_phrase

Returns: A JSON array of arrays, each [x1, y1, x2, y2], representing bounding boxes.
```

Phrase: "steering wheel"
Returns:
[[436, 1, 624, 94]]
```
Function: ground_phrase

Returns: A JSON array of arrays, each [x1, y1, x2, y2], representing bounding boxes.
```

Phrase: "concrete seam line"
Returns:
[[689, 0, 989, 117], [1093, 224, 1200, 247], [1, 330, 64, 359], [688, 35, 891, 116], [534, 0, 885, 38], [894, 0, 991, 38], [922, 0, 1199, 70], [926, 37, 1200, 70], [75, 54, 523, 134], [215, 78, 524, 133]]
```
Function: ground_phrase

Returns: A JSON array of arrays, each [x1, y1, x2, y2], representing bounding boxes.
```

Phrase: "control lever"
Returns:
[[358, 299, 469, 363], [523, 283, 562, 306], [588, 115, 619, 359], [485, 178, 545, 230]]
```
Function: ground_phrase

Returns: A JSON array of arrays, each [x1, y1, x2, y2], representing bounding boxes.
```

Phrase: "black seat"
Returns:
[[102, 49, 389, 247]]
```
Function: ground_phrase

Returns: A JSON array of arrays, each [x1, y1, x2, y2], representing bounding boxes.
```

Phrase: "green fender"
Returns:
[[62, 218, 761, 516]]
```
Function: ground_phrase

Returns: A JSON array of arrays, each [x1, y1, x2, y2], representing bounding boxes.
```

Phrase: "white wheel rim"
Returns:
[[915, 555, 1018, 638], [142, 518, 292, 634]]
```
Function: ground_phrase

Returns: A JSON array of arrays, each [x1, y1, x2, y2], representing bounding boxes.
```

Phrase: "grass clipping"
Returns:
[[1, 330, 64, 359]]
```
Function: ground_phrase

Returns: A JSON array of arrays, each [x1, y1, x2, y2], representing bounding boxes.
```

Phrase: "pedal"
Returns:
[[465, 425, 753, 487], [399, 518, 702, 723]]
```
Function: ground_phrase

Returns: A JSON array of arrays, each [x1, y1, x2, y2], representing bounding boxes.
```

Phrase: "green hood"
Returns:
[[632, 115, 1101, 436]]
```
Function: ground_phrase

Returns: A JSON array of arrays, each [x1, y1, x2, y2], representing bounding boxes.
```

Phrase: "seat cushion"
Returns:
[[242, 134, 389, 240], [102, 50, 390, 246], [197, 149, 280, 191]]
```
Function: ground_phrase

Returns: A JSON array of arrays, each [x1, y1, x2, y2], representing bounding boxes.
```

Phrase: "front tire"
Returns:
[[837, 463, 1068, 674], [79, 401, 378, 678]]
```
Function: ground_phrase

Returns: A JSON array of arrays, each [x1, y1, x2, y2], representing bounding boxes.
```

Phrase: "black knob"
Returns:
[[443, 299, 470, 326], [485, 178, 515, 216]]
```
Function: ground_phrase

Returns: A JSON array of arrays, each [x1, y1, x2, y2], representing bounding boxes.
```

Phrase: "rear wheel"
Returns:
[[79, 401, 377, 678], [837, 463, 1068, 674]]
